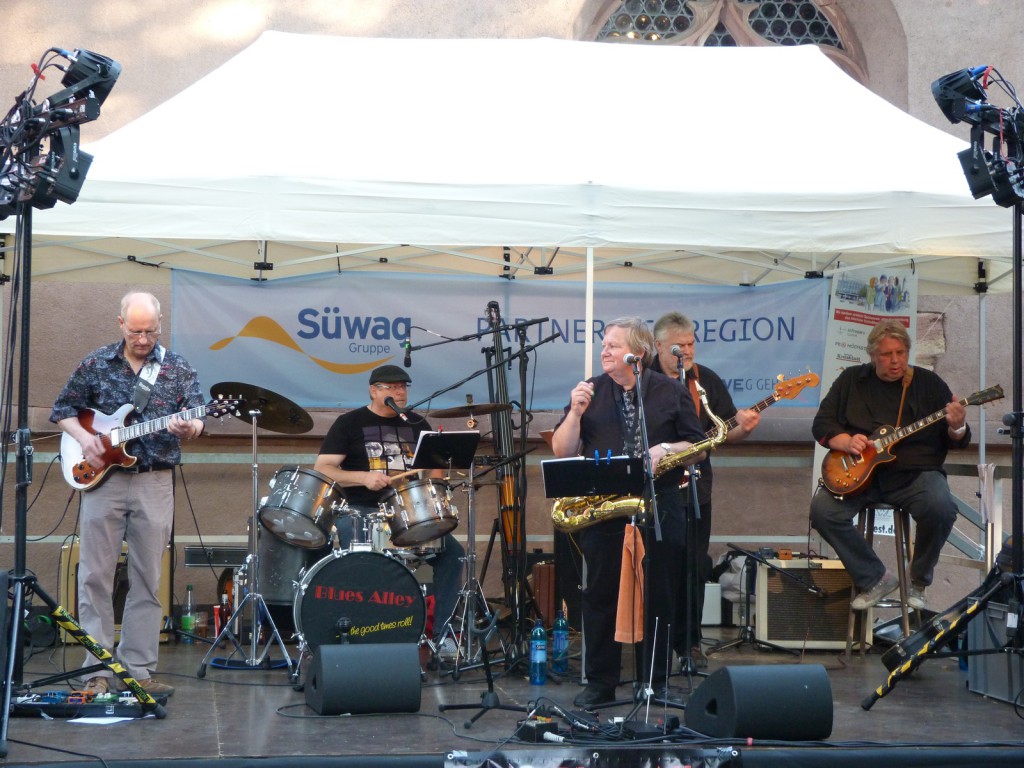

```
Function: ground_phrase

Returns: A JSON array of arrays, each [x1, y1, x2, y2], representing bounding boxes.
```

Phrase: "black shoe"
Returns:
[[574, 684, 615, 709], [650, 683, 685, 707]]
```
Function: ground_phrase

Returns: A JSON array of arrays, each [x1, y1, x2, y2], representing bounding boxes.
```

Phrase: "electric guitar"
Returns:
[[819, 384, 1003, 496], [60, 397, 240, 491], [701, 371, 820, 440]]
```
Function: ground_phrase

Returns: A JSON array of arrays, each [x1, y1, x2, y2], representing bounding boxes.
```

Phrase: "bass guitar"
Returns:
[[701, 371, 820, 440], [820, 384, 1003, 496], [60, 397, 240, 491]]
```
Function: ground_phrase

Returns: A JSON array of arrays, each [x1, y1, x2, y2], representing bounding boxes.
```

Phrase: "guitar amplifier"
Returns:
[[59, 541, 172, 645], [755, 558, 869, 649]]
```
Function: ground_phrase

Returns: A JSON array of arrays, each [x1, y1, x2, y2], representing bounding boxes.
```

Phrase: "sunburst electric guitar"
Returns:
[[820, 385, 1003, 496], [60, 397, 239, 491]]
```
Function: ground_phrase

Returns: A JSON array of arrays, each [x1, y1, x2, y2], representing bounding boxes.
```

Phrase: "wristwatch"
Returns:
[[660, 442, 673, 454]]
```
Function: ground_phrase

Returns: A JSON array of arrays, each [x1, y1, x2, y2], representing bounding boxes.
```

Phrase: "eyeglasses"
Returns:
[[124, 329, 161, 340], [374, 383, 409, 390]]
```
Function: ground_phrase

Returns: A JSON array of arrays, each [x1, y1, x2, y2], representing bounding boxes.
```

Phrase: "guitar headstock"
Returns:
[[774, 372, 821, 401], [207, 396, 242, 419], [967, 384, 1004, 407]]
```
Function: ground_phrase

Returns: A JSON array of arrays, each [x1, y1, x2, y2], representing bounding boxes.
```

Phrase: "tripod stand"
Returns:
[[706, 545, 799, 656], [198, 392, 298, 678], [437, 608, 527, 727]]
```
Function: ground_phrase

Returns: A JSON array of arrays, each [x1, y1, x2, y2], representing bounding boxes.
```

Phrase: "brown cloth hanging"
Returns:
[[615, 523, 645, 643]]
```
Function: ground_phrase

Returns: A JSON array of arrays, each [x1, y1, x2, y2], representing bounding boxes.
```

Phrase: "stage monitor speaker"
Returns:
[[305, 643, 421, 715], [755, 557, 869, 649], [60, 541, 172, 644], [686, 664, 833, 740]]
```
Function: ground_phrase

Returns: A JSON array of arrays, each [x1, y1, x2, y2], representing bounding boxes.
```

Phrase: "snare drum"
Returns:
[[259, 466, 346, 549], [293, 550, 426, 650], [379, 478, 458, 547], [370, 517, 445, 567]]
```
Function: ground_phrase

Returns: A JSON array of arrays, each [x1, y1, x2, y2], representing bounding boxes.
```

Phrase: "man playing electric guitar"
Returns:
[[810, 319, 969, 612], [51, 291, 205, 697]]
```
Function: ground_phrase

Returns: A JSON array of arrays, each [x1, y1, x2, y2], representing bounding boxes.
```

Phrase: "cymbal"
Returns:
[[430, 402, 512, 418], [211, 381, 313, 434]]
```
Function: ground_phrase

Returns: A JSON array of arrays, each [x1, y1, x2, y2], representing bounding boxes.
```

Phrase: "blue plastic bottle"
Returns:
[[551, 609, 569, 674], [529, 618, 547, 685]]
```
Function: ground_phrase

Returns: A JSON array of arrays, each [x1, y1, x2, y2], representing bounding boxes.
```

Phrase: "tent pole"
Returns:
[[585, 247, 594, 380]]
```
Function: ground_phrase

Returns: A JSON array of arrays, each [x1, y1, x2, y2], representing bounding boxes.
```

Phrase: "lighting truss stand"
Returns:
[[1, 207, 164, 758], [198, 408, 294, 679]]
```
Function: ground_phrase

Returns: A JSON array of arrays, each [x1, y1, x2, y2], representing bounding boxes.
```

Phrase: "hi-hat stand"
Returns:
[[198, 399, 296, 679], [412, 432, 490, 677]]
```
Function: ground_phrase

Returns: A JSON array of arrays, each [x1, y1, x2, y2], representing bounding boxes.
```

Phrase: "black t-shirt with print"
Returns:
[[319, 406, 430, 506]]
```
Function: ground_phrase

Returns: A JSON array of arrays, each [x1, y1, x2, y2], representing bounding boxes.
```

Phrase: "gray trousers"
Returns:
[[809, 469, 957, 593], [78, 470, 174, 680]]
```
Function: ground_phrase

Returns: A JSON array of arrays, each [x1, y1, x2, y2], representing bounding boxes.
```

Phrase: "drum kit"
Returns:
[[197, 382, 494, 684]]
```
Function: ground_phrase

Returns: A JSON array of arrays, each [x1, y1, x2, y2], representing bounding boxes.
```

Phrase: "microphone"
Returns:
[[403, 329, 412, 368], [384, 396, 409, 422], [623, 353, 643, 365], [670, 345, 684, 358]]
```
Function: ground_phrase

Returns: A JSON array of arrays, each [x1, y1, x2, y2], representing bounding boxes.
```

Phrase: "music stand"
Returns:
[[412, 431, 479, 473], [541, 456, 646, 499]]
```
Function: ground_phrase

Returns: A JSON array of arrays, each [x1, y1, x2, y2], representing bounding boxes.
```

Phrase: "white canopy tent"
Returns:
[[1, 32, 1012, 293]]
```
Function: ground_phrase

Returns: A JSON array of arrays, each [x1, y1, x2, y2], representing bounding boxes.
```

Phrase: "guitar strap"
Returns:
[[687, 363, 701, 419], [133, 344, 166, 414], [895, 366, 914, 427]]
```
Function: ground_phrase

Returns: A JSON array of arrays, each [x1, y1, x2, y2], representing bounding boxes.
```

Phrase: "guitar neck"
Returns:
[[704, 392, 778, 439], [878, 395, 969, 450], [113, 404, 206, 446]]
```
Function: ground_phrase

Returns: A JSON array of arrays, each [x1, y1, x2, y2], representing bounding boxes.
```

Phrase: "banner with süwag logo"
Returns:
[[172, 270, 828, 410]]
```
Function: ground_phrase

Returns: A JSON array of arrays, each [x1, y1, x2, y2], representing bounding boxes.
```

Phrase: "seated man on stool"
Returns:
[[809, 319, 969, 611], [314, 365, 465, 654]]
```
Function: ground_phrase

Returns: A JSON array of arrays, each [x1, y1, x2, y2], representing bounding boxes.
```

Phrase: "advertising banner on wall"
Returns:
[[172, 271, 829, 411]]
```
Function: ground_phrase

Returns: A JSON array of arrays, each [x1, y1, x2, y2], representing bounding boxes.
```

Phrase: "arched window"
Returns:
[[592, 0, 866, 83]]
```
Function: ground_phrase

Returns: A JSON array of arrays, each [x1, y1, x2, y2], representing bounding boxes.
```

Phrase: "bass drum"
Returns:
[[293, 550, 425, 650]]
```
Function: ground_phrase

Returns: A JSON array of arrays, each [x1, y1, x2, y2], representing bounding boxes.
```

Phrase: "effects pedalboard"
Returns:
[[13, 689, 169, 718]]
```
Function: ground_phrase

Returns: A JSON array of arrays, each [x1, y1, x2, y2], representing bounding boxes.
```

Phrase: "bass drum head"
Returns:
[[294, 551, 425, 650]]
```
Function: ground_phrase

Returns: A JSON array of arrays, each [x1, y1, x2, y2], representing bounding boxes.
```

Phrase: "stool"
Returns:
[[846, 503, 913, 657]]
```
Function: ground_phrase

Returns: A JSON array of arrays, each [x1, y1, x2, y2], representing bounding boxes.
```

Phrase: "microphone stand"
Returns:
[[627, 360, 667, 708]]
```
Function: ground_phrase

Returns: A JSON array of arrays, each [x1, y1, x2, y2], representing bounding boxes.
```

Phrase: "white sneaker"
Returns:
[[907, 583, 927, 610], [850, 571, 899, 610]]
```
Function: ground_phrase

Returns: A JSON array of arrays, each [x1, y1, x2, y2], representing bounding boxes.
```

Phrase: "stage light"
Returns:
[[933, 65, 1024, 207], [48, 49, 122, 108], [931, 66, 989, 125]]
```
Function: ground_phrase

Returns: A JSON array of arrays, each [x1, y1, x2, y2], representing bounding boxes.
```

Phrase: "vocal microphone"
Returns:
[[384, 396, 409, 422], [623, 353, 643, 365], [670, 345, 684, 358], [403, 330, 412, 367]]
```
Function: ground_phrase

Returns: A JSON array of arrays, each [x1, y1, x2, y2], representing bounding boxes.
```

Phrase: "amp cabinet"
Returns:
[[755, 558, 870, 649], [59, 540, 172, 645]]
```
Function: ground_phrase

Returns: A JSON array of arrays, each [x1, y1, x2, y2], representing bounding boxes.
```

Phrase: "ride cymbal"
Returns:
[[429, 402, 512, 418], [211, 381, 313, 434]]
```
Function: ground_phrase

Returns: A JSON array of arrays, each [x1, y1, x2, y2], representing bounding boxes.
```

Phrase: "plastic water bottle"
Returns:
[[181, 584, 196, 644], [529, 617, 547, 685], [551, 609, 569, 674]]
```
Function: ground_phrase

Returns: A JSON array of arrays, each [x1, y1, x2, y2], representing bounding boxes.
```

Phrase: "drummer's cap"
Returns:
[[369, 365, 412, 385]]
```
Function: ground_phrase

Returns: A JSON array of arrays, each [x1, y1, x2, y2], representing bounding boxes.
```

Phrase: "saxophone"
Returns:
[[550, 382, 730, 532]]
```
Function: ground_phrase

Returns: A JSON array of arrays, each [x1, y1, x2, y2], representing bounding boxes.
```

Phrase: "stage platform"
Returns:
[[3, 626, 1024, 768]]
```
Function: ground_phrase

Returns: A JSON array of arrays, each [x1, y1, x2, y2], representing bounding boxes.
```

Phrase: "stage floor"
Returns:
[[4, 625, 1024, 767]]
